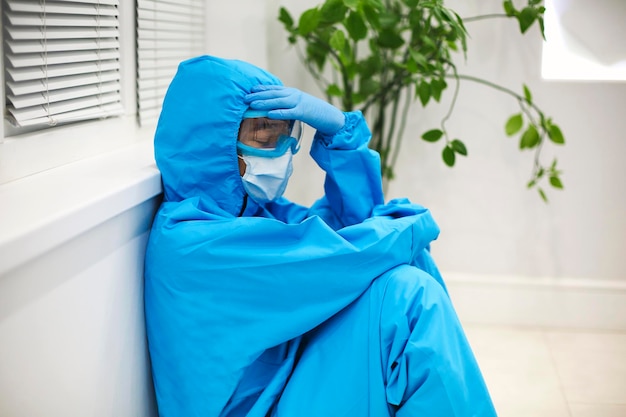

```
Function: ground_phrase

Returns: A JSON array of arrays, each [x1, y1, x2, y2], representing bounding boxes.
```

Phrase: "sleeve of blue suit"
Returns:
[[268, 110, 384, 229]]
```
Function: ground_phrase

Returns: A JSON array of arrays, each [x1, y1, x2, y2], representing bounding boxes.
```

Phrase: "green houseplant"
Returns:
[[278, 0, 565, 201]]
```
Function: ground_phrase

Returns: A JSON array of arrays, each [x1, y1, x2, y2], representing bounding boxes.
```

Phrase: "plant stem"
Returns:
[[441, 66, 461, 142], [451, 74, 544, 115], [388, 86, 413, 183], [462, 13, 509, 23]]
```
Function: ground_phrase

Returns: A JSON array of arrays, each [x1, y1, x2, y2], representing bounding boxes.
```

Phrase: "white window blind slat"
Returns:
[[7, 1, 119, 16], [8, 91, 121, 123], [137, 0, 203, 11], [6, 60, 120, 82], [137, 48, 194, 61], [7, 71, 120, 96], [138, 85, 170, 102], [138, 13, 203, 26], [136, 18, 203, 32], [8, 38, 119, 54], [3, 0, 122, 128], [137, 67, 179, 85], [137, 38, 203, 51], [137, 1, 202, 17], [136, 0, 206, 126], [137, 28, 201, 41], [7, 26, 119, 40], [55, 0, 119, 6], [8, 102, 124, 127], [9, 81, 121, 109], [6, 13, 119, 27], [137, 57, 184, 71], [7, 49, 120, 68]]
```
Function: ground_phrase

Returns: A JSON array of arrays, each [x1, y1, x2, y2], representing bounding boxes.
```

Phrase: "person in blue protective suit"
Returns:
[[144, 55, 498, 417]]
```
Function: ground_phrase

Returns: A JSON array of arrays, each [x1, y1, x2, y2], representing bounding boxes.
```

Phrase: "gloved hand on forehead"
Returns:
[[245, 85, 346, 136]]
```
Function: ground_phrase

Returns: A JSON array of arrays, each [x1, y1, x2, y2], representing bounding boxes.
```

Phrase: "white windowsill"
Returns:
[[0, 137, 162, 277]]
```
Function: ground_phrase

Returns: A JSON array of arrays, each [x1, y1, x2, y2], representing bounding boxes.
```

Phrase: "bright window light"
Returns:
[[542, 0, 626, 81]]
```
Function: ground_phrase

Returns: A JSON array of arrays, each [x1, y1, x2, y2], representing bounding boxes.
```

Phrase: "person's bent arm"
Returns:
[[308, 111, 384, 228]]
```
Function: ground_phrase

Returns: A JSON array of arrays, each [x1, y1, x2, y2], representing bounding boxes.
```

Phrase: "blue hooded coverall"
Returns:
[[144, 55, 498, 417]]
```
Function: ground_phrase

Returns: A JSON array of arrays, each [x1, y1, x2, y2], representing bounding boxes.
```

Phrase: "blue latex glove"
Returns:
[[244, 85, 346, 136]]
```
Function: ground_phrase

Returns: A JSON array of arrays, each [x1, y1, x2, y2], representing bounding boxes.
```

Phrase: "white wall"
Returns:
[[0, 211, 157, 416], [0, 141, 162, 416]]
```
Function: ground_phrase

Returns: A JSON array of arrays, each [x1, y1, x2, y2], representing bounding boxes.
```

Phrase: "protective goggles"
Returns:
[[237, 109, 303, 158]]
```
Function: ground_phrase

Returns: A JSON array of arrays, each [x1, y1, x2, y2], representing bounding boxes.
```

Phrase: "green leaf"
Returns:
[[549, 175, 564, 189], [548, 123, 565, 144], [345, 11, 368, 40], [550, 158, 558, 170], [538, 187, 548, 203], [537, 167, 545, 179], [451, 139, 468, 156], [365, 0, 384, 10], [306, 41, 327, 70], [523, 84, 533, 103], [362, 4, 381, 29], [527, 179, 536, 189], [518, 7, 537, 33], [378, 11, 399, 29], [440, 7, 460, 27], [520, 125, 540, 149], [360, 55, 381, 76], [298, 8, 321, 36], [383, 165, 395, 181], [417, 81, 431, 106], [278, 7, 294, 29], [505, 113, 524, 136], [406, 58, 418, 74], [344, 0, 359, 9], [421, 34, 436, 51], [538, 16, 546, 40], [503, 0, 516, 16], [430, 78, 446, 102], [442, 146, 456, 167], [327, 84, 343, 97], [358, 76, 379, 97], [421, 129, 443, 142], [378, 29, 405, 49], [329, 29, 346, 51], [320, 0, 348, 23], [409, 50, 428, 70]]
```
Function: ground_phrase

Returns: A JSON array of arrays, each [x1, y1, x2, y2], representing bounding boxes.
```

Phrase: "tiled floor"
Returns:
[[464, 324, 626, 417]]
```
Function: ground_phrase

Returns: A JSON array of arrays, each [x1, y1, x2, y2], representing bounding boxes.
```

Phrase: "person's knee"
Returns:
[[372, 265, 455, 341], [378, 265, 448, 307]]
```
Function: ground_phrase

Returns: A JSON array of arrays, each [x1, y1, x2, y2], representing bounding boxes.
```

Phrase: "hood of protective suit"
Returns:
[[154, 55, 282, 215]]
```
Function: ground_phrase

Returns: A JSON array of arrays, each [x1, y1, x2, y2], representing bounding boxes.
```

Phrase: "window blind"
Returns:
[[136, 0, 205, 126], [2, 0, 123, 128]]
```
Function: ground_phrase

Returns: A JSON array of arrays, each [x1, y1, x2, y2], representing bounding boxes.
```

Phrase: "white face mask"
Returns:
[[239, 150, 294, 203]]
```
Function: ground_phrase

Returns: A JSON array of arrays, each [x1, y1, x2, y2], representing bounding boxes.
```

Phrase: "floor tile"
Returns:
[[569, 403, 626, 417], [464, 325, 571, 417], [546, 331, 626, 405]]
